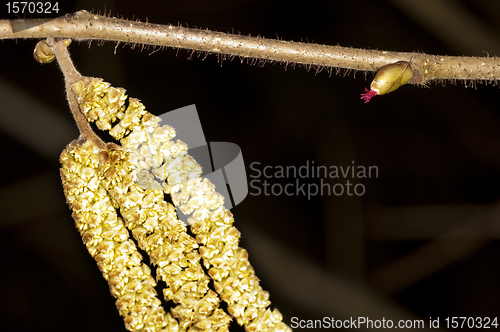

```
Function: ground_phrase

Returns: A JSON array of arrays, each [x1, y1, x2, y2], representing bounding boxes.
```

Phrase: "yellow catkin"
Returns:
[[101, 145, 232, 331], [70, 76, 292, 332], [60, 138, 178, 332], [176, 183, 291, 332]]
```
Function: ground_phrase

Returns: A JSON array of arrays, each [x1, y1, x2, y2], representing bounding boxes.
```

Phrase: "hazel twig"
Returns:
[[38, 37, 107, 149], [5, 10, 500, 84]]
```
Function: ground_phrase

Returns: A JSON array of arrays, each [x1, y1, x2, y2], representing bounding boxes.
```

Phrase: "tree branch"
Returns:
[[43, 37, 107, 150], [2, 10, 500, 84]]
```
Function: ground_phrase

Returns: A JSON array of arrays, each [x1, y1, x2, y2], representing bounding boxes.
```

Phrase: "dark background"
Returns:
[[2, 0, 500, 331]]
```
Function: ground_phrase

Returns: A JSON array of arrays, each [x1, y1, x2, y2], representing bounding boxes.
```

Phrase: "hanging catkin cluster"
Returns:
[[60, 75, 291, 332], [60, 138, 178, 331]]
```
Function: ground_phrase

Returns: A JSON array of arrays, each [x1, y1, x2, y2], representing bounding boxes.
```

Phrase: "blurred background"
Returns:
[[2, 0, 500, 330]]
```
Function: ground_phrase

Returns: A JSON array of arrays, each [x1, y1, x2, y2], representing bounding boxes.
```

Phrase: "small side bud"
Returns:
[[361, 61, 413, 102], [33, 38, 72, 64], [33, 40, 55, 63]]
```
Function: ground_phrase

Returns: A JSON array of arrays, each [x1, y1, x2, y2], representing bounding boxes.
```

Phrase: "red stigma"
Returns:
[[360, 88, 377, 103]]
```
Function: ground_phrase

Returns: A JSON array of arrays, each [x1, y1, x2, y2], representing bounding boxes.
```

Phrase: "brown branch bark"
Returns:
[[44, 37, 107, 150], [1, 10, 500, 84]]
